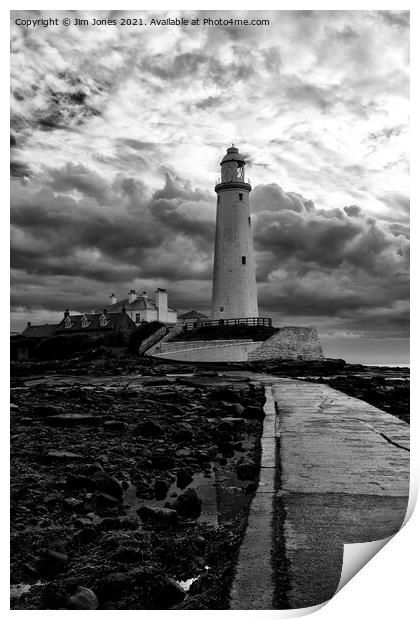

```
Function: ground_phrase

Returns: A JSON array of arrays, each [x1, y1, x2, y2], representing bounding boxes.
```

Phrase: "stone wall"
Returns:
[[248, 327, 324, 362]]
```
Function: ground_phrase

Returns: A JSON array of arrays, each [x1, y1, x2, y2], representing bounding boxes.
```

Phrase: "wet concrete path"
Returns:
[[228, 375, 410, 610]]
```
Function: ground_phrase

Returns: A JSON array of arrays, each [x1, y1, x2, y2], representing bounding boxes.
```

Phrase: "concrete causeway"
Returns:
[[229, 376, 410, 610]]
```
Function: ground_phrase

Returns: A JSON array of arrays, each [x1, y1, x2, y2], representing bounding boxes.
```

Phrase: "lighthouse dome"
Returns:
[[220, 146, 246, 165]]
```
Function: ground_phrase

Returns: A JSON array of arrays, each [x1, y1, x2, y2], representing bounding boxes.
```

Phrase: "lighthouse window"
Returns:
[[248, 216, 251, 226], [241, 256, 247, 265], [239, 193, 243, 201], [217, 196, 220, 204]]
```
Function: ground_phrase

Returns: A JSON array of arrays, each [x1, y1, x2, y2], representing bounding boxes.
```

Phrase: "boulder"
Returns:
[[137, 505, 178, 523], [135, 420, 165, 437], [96, 572, 134, 600], [67, 586, 98, 610], [242, 405, 265, 419], [174, 426, 194, 443], [172, 488, 202, 519], [66, 473, 94, 491], [45, 414, 98, 426], [151, 454, 175, 469], [176, 467, 194, 489], [43, 450, 83, 462], [103, 420, 127, 431], [92, 471, 123, 499], [32, 405, 64, 417], [154, 478, 170, 499], [96, 492, 121, 507]]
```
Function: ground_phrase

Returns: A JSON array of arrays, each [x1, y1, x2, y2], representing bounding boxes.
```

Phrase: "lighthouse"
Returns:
[[211, 146, 259, 320]]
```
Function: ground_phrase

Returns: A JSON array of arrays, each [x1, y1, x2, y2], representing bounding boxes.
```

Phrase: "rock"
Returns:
[[236, 460, 258, 480], [221, 443, 235, 458], [172, 488, 202, 519], [176, 467, 194, 489], [43, 491, 62, 504], [97, 572, 134, 600], [150, 576, 186, 608], [174, 426, 194, 442], [43, 450, 83, 462], [92, 471, 123, 498], [41, 549, 68, 573], [103, 420, 127, 431], [137, 505, 178, 523], [67, 586, 99, 610], [63, 497, 84, 511], [33, 405, 64, 417], [154, 478, 170, 499], [194, 535, 206, 552], [45, 413, 98, 426], [229, 403, 245, 416], [135, 420, 165, 437], [151, 454, 175, 469], [66, 473, 94, 491], [242, 405, 265, 419], [217, 419, 234, 432], [97, 492, 121, 507], [175, 448, 193, 458]]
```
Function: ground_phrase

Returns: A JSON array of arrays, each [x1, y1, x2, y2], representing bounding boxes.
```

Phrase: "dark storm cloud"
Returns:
[[10, 161, 32, 178], [252, 183, 409, 279]]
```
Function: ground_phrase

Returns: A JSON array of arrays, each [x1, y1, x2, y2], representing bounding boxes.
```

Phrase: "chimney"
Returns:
[[128, 289, 137, 304], [156, 288, 168, 323], [109, 292, 117, 305], [64, 309, 69, 318], [27, 321, 31, 327]]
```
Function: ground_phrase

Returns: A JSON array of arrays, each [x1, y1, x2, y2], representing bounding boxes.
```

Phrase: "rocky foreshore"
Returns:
[[10, 358, 266, 610]]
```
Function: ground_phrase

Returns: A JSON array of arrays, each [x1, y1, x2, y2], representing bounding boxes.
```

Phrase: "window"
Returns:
[[64, 317, 72, 329], [217, 196, 220, 204], [220, 306, 224, 312], [81, 316, 89, 328], [136, 313, 141, 323], [248, 216, 251, 226], [242, 256, 247, 265], [99, 315, 108, 327], [239, 193, 243, 201]]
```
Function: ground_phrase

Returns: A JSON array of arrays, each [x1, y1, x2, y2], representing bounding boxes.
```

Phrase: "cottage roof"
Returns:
[[178, 310, 209, 320], [95, 295, 176, 314], [56, 312, 135, 332], [21, 324, 59, 338]]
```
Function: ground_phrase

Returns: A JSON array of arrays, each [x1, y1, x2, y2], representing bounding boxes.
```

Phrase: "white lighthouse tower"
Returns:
[[211, 146, 259, 320]]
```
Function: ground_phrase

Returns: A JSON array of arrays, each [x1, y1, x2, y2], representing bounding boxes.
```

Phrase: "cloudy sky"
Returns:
[[10, 10, 409, 363]]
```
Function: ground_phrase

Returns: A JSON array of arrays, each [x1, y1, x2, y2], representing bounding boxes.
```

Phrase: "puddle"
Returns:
[[124, 435, 255, 526]]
